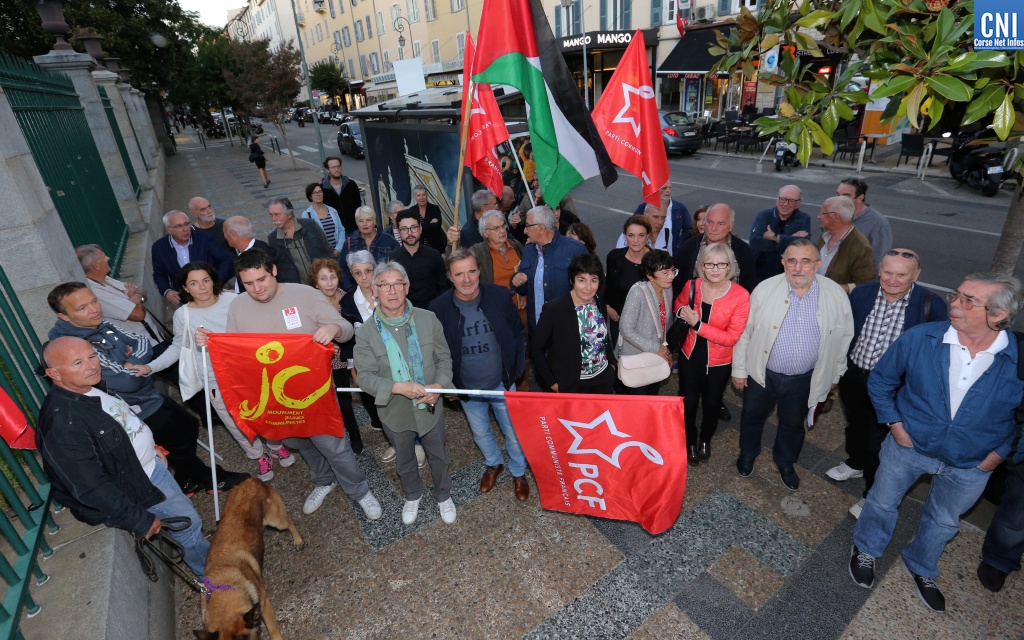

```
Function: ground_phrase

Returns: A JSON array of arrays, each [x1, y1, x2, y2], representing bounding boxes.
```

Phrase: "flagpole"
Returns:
[[510, 143, 536, 207], [451, 30, 476, 250], [201, 346, 221, 522], [335, 387, 506, 397]]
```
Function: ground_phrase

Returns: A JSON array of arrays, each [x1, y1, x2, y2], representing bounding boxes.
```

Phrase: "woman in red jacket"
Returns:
[[674, 242, 750, 465]]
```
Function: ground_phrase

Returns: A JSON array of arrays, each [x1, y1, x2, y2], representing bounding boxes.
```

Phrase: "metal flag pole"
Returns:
[[510, 143, 536, 207], [335, 387, 506, 397], [201, 345, 221, 522]]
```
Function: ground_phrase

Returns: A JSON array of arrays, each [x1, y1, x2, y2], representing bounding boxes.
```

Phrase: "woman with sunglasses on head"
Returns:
[[674, 243, 750, 465], [616, 250, 677, 396]]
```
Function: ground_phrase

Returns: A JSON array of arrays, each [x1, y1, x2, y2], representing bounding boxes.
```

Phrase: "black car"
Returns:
[[661, 111, 702, 155], [337, 121, 363, 158]]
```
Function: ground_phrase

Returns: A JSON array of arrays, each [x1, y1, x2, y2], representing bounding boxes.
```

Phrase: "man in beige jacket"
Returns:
[[732, 239, 854, 491]]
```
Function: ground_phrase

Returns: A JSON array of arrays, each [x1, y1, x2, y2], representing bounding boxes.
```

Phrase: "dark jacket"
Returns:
[[815, 227, 877, 288], [338, 290, 369, 361], [632, 200, 693, 256], [389, 244, 449, 309], [512, 233, 588, 334], [151, 230, 234, 296], [429, 283, 526, 390], [36, 385, 163, 539], [469, 239, 524, 286], [848, 282, 949, 358], [673, 233, 759, 299], [748, 207, 812, 283], [267, 219, 334, 284], [337, 230, 400, 291], [403, 203, 446, 251], [529, 292, 615, 393], [321, 175, 363, 233]]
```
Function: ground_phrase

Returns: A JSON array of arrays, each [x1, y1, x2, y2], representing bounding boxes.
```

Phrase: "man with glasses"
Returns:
[[827, 249, 948, 518], [748, 185, 812, 284], [447, 189, 498, 249], [388, 209, 449, 309], [836, 177, 892, 270], [815, 195, 876, 293], [151, 210, 233, 306], [321, 156, 362, 233], [732, 239, 854, 491], [850, 273, 1024, 612]]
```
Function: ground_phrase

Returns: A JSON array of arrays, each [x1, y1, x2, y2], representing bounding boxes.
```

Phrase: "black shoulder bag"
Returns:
[[666, 279, 696, 354]]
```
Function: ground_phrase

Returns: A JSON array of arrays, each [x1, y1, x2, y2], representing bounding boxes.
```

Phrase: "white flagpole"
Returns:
[[201, 344, 221, 522], [510, 144, 536, 207], [335, 387, 506, 397]]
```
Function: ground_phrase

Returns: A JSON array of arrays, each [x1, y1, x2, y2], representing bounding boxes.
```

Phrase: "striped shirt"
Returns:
[[766, 279, 821, 375], [320, 214, 338, 248], [850, 284, 912, 370]]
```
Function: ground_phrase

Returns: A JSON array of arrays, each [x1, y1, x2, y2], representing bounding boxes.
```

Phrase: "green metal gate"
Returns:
[[0, 54, 128, 275], [97, 85, 139, 197]]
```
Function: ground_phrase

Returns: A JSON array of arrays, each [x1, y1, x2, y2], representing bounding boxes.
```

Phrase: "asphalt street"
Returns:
[[266, 120, 1021, 296]]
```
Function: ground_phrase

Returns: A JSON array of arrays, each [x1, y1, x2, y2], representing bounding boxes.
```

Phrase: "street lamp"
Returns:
[[559, 0, 588, 109], [393, 16, 411, 55]]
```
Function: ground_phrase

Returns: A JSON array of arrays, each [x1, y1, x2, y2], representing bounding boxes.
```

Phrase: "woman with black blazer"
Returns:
[[530, 253, 616, 394], [403, 185, 446, 252]]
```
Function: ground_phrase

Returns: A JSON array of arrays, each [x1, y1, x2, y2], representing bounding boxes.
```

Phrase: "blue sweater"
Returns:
[[511, 233, 587, 334], [868, 322, 1024, 468], [848, 282, 949, 357]]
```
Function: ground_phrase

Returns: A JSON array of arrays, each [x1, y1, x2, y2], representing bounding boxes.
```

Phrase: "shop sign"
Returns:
[[560, 30, 643, 52]]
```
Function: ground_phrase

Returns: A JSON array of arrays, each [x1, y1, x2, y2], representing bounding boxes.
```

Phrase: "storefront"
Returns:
[[558, 29, 659, 108]]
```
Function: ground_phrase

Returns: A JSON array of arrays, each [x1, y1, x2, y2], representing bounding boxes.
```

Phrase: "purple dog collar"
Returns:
[[203, 576, 236, 602]]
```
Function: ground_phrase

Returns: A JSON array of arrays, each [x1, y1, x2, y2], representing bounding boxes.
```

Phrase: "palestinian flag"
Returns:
[[472, 0, 617, 206]]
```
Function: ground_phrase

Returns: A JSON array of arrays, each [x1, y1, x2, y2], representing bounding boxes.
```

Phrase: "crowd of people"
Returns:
[[33, 159, 1024, 616]]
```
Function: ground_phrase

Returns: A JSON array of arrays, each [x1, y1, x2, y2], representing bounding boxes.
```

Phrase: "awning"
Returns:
[[657, 29, 723, 75]]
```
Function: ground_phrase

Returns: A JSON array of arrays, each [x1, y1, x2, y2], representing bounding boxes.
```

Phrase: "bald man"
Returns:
[[188, 196, 229, 250], [36, 337, 210, 575]]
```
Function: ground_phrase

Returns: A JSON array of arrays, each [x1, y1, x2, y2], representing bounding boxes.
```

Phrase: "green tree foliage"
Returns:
[[308, 60, 350, 104]]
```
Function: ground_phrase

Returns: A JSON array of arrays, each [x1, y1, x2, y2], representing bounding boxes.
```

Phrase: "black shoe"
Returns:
[[205, 469, 249, 493], [370, 422, 384, 431], [849, 544, 875, 589], [719, 402, 731, 422], [779, 467, 800, 491], [698, 441, 711, 461], [902, 559, 945, 612], [737, 457, 753, 477], [179, 478, 204, 498], [687, 446, 700, 466], [977, 561, 1008, 593]]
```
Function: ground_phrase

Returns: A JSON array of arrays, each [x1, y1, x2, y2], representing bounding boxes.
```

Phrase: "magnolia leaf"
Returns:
[[760, 34, 780, 51], [926, 98, 945, 130], [794, 9, 834, 28], [994, 93, 1015, 140], [906, 82, 924, 128], [821, 102, 839, 136], [798, 128, 813, 167], [799, 0, 810, 16], [924, 75, 973, 103], [963, 86, 1007, 125], [834, 100, 856, 121], [709, 46, 727, 55], [869, 75, 917, 100], [807, 119, 835, 155]]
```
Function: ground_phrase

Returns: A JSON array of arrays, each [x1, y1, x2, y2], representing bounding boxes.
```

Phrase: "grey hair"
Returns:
[[75, 244, 104, 272], [269, 196, 294, 216], [696, 242, 740, 283], [784, 237, 820, 258], [644, 203, 660, 216], [386, 199, 406, 215], [372, 261, 409, 287], [412, 184, 428, 197], [445, 247, 478, 272], [471, 189, 496, 214], [478, 210, 505, 236], [825, 196, 855, 222], [778, 184, 803, 198], [222, 216, 253, 236], [527, 205, 557, 231], [162, 210, 187, 227], [707, 203, 735, 225], [964, 272, 1024, 330], [345, 249, 376, 270], [354, 205, 376, 222]]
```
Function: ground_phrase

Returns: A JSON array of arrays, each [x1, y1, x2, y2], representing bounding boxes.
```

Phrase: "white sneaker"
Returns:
[[302, 482, 337, 514], [358, 491, 382, 520], [826, 462, 864, 481], [415, 444, 425, 469], [402, 498, 421, 524], [849, 498, 865, 519], [438, 498, 457, 524], [381, 446, 397, 463]]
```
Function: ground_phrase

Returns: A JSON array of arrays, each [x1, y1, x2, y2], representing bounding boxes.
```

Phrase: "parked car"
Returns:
[[337, 121, 363, 157], [661, 111, 702, 155]]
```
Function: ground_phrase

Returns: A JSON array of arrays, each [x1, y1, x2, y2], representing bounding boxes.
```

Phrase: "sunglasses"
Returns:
[[885, 250, 919, 263]]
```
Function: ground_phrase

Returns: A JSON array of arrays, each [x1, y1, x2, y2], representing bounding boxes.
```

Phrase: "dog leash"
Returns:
[[134, 516, 211, 598]]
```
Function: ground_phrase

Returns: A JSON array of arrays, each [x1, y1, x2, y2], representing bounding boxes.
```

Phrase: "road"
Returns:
[[270, 119, 1022, 295], [254, 119, 369, 187]]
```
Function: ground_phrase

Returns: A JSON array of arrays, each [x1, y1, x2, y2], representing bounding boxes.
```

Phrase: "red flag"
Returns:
[[0, 387, 34, 449], [505, 392, 687, 534], [676, 12, 689, 39], [461, 32, 509, 197], [591, 30, 670, 207], [206, 333, 344, 442]]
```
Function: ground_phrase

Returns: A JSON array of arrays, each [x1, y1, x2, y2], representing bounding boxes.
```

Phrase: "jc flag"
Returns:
[[206, 333, 345, 442], [505, 392, 687, 534], [974, 0, 1024, 50]]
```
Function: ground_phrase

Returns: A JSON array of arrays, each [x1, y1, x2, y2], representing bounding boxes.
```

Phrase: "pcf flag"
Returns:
[[591, 30, 670, 207], [206, 333, 344, 442], [461, 32, 509, 198], [505, 392, 687, 534]]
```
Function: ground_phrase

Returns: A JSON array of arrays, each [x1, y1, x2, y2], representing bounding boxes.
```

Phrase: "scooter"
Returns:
[[947, 125, 1015, 197], [774, 139, 798, 172]]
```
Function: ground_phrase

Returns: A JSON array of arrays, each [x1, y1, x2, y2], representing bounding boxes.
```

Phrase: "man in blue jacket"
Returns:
[[151, 210, 234, 306], [850, 273, 1024, 612], [511, 206, 587, 335], [430, 249, 529, 500], [748, 185, 812, 284], [826, 249, 948, 518]]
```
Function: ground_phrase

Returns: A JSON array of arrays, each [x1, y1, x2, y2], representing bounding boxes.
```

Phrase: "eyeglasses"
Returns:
[[484, 226, 505, 232], [655, 268, 679, 278], [777, 197, 801, 205], [702, 262, 730, 271], [167, 223, 190, 230], [398, 225, 420, 234], [819, 210, 839, 217], [523, 222, 541, 230], [886, 250, 920, 263], [783, 258, 819, 267], [376, 282, 407, 291], [946, 290, 988, 311]]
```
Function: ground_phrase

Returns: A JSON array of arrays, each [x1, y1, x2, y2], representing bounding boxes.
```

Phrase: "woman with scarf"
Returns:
[[353, 261, 456, 526]]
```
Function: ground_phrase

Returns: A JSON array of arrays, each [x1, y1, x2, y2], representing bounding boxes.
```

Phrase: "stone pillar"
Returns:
[[144, 92, 176, 156], [32, 50, 145, 232], [93, 70, 148, 189], [0, 85, 85, 339], [126, 87, 158, 159]]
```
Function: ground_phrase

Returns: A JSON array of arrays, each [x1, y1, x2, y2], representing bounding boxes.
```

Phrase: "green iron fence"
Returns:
[[0, 54, 128, 276], [97, 85, 140, 197]]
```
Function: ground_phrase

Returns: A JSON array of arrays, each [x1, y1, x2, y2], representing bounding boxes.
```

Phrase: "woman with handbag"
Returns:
[[616, 250, 677, 395], [674, 243, 750, 465], [170, 262, 292, 481], [249, 135, 269, 188], [530, 253, 616, 394]]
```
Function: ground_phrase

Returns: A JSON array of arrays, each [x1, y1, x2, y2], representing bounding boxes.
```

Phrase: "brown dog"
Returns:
[[193, 478, 303, 640]]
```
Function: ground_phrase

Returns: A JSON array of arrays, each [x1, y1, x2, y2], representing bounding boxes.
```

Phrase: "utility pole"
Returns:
[[294, 0, 327, 172]]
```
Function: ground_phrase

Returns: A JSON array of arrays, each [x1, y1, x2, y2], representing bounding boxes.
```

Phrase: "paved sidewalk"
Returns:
[[168, 135, 1023, 639]]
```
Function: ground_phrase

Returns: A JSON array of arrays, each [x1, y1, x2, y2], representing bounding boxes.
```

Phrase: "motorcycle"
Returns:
[[947, 125, 1016, 197], [774, 139, 798, 172]]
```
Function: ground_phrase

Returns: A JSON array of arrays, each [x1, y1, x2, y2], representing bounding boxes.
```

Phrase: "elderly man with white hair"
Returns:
[[815, 195, 877, 293], [150, 210, 234, 306]]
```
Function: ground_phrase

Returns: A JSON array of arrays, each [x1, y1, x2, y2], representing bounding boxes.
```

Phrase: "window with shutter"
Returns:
[[328, 0, 336, 16], [360, 54, 368, 76], [343, 26, 351, 46], [370, 52, 379, 74], [718, 0, 731, 15], [366, 16, 372, 37], [383, 49, 390, 69], [554, 7, 562, 37], [622, 0, 631, 29], [599, 0, 607, 29], [431, 39, 441, 63], [413, 40, 421, 57], [457, 32, 465, 57], [348, 59, 355, 77], [376, 11, 385, 34], [651, 0, 661, 27], [572, 2, 581, 33], [398, 46, 405, 59]]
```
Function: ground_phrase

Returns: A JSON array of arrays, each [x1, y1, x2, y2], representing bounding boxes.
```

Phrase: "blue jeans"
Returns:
[[982, 469, 1024, 574], [854, 434, 991, 578], [738, 370, 812, 471], [147, 460, 210, 576], [461, 383, 527, 477]]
